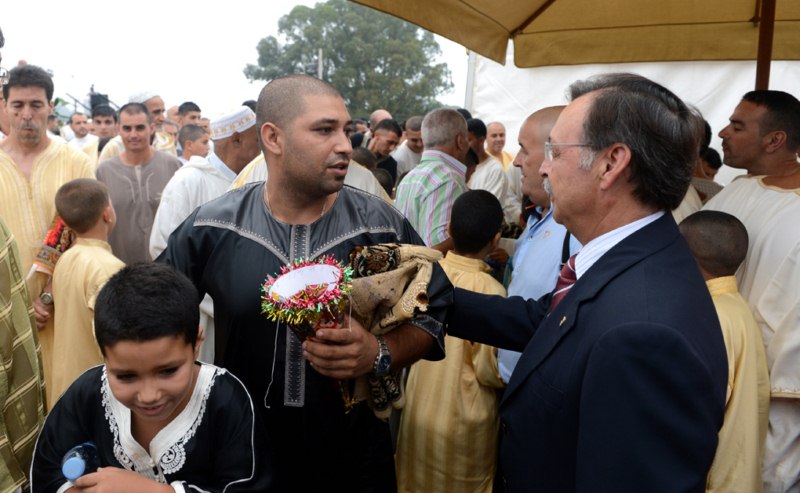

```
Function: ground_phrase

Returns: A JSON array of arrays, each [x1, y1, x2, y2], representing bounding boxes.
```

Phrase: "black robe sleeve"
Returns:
[[30, 367, 107, 493]]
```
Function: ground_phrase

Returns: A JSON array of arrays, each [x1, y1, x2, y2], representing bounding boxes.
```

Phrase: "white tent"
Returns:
[[465, 44, 800, 185]]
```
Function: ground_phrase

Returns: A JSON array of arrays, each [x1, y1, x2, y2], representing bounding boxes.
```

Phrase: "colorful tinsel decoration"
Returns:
[[260, 255, 353, 328], [29, 215, 75, 278]]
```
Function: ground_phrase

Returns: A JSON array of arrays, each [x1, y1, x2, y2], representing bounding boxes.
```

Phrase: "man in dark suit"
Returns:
[[447, 73, 729, 492]]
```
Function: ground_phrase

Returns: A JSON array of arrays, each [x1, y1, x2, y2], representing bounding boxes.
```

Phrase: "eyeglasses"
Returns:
[[544, 141, 591, 161], [0, 67, 8, 86]]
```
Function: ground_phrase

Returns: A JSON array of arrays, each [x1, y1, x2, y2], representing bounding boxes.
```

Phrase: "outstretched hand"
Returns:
[[302, 314, 378, 379]]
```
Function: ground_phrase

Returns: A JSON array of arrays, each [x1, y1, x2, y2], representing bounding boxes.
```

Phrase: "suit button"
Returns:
[[501, 421, 508, 434]]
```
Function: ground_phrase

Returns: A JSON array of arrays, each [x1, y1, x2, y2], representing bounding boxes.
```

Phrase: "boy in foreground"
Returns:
[[31, 263, 272, 492]]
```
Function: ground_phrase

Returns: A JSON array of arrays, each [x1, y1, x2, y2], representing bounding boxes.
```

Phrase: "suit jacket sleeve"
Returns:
[[447, 287, 549, 352]]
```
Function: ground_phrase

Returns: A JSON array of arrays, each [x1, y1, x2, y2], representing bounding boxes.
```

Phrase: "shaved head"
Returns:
[[679, 210, 749, 278], [486, 121, 507, 155], [487, 121, 505, 131], [370, 109, 392, 129], [256, 74, 343, 136], [527, 106, 564, 140], [516, 106, 565, 205]]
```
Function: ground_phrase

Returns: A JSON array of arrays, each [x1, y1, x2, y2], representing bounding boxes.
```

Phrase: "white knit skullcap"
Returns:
[[128, 90, 160, 104], [211, 106, 256, 141]]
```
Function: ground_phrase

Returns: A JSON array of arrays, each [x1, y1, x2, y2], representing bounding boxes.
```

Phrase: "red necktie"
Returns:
[[549, 254, 577, 313]]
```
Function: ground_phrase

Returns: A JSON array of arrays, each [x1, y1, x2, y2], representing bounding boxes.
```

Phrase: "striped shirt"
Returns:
[[0, 218, 46, 492], [394, 150, 467, 246]]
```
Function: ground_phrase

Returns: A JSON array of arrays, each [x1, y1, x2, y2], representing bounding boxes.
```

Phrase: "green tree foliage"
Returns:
[[244, 0, 452, 119]]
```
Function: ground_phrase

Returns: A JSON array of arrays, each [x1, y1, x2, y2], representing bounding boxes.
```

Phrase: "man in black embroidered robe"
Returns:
[[158, 75, 449, 492]]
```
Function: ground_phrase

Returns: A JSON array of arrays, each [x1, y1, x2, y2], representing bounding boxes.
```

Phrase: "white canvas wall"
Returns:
[[467, 44, 800, 185]]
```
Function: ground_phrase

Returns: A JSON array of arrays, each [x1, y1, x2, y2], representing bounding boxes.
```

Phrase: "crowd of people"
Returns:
[[1, 23, 799, 493]]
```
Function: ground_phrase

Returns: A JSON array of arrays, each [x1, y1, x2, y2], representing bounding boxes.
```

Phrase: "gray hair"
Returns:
[[421, 108, 467, 148], [578, 150, 596, 171], [569, 73, 703, 211]]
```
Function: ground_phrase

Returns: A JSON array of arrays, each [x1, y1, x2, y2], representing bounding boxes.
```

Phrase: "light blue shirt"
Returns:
[[498, 207, 581, 383], [207, 152, 237, 181]]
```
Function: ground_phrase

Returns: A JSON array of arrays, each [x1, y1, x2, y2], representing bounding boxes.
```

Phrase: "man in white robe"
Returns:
[[150, 106, 260, 363], [704, 90, 800, 493], [66, 112, 97, 150], [392, 116, 423, 179], [467, 118, 518, 224]]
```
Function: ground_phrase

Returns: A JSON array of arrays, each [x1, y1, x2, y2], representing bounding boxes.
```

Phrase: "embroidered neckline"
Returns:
[[101, 364, 222, 480]]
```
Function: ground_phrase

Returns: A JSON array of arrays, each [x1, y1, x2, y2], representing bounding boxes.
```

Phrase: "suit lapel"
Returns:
[[501, 214, 680, 403], [501, 295, 580, 401]]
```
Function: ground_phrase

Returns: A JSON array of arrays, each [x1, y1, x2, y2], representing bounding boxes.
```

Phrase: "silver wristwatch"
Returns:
[[373, 335, 392, 377], [39, 291, 54, 306]]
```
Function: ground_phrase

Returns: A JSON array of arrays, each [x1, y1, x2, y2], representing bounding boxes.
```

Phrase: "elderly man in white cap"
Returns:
[[150, 106, 259, 258], [149, 106, 260, 362], [128, 90, 167, 131], [97, 90, 177, 164]]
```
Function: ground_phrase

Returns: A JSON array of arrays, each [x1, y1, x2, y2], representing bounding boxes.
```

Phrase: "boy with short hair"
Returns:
[[31, 263, 272, 492], [49, 179, 124, 401], [680, 210, 770, 493], [177, 125, 210, 164], [396, 189, 506, 493]]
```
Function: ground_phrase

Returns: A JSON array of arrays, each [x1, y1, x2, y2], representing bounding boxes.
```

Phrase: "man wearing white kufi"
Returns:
[[97, 90, 177, 163], [150, 106, 260, 363]]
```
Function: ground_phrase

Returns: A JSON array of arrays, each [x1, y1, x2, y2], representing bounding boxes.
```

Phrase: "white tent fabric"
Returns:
[[467, 44, 800, 185]]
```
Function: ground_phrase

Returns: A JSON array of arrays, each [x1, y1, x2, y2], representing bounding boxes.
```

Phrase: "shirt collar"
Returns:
[[574, 211, 664, 279], [420, 150, 466, 176], [207, 152, 237, 180], [706, 275, 738, 297]]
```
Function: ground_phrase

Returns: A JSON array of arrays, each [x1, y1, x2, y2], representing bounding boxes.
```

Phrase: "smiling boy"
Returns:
[[30, 263, 272, 492]]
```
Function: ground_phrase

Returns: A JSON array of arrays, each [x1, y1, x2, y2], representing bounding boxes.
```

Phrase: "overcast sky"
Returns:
[[2, 0, 469, 118]]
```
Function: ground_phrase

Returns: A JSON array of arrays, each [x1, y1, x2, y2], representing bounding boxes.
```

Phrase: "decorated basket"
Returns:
[[261, 255, 353, 341]]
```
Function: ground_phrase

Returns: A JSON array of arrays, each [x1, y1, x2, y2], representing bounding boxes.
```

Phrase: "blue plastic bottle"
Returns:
[[61, 442, 99, 481]]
